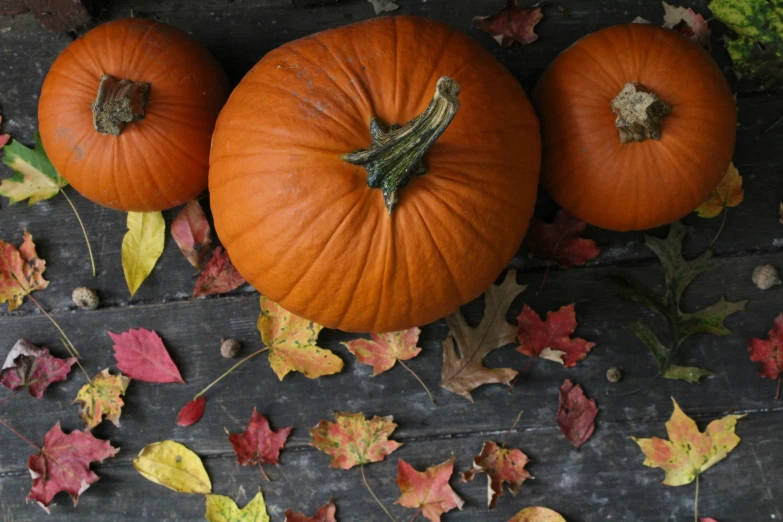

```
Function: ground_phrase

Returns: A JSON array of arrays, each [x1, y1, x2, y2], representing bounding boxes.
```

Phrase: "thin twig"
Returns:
[[361, 464, 397, 522], [397, 359, 435, 405], [193, 347, 269, 400], [501, 409, 524, 448], [60, 188, 96, 277], [0, 416, 40, 450], [27, 295, 80, 358]]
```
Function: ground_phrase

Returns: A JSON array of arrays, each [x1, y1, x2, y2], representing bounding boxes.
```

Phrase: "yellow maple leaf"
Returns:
[[73, 368, 130, 429], [257, 296, 343, 380], [122, 211, 165, 297], [508, 507, 566, 522], [133, 440, 211, 493], [695, 162, 744, 218], [205, 489, 269, 522]]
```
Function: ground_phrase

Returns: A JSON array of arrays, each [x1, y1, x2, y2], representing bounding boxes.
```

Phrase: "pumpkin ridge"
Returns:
[[309, 34, 374, 113]]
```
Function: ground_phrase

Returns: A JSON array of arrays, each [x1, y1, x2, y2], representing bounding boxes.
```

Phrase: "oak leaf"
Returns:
[[27, 422, 118, 512], [461, 441, 532, 509], [193, 246, 247, 298], [343, 327, 421, 375], [747, 313, 783, 399], [695, 163, 743, 218], [508, 507, 566, 522], [227, 407, 291, 471], [258, 296, 343, 380], [517, 304, 595, 367], [662, 2, 710, 49], [133, 440, 211, 493], [1, 339, 75, 398], [171, 200, 211, 270], [176, 397, 206, 427], [205, 489, 269, 522], [73, 369, 131, 429], [122, 211, 165, 297], [441, 269, 525, 401], [0, 133, 67, 205], [0, 229, 48, 311], [109, 327, 184, 383], [557, 379, 598, 449], [474, 0, 543, 47], [395, 455, 464, 522], [526, 210, 600, 268], [285, 501, 337, 522], [310, 412, 402, 469]]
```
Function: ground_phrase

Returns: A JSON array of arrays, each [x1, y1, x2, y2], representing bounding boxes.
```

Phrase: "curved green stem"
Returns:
[[27, 295, 80, 359], [361, 464, 397, 522], [193, 347, 269, 400], [60, 188, 96, 277]]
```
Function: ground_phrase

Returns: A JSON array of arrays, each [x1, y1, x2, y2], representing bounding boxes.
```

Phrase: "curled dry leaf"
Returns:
[[227, 407, 292, 469], [557, 379, 598, 449], [747, 313, 783, 399], [0, 132, 67, 205], [342, 327, 421, 375], [109, 327, 184, 383], [176, 397, 206, 427], [122, 211, 165, 297], [526, 210, 600, 268], [662, 2, 710, 49], [395, 455, 464, 522], [0, 229, 48, 311], [695, 163, 743, 218], [517, 304, 595, 367], [1, 339, 75, 398], [461, 441, 532, 510], [368, 0, 399, 15], [27, 422, 118, 513], [474, 0, 543, 47], [193, 246, 246, 298], [310, 412, 402, 469], [73, 369, 131, 430], [171, 200, 211, 270], [508, 506, 566, 522], [285, 501, 337, 522], [205, 489, 270, 522], [133, 440, 211, 493]]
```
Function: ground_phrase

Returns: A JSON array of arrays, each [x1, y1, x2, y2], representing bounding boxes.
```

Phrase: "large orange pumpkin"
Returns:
[[534, 24, 736, 231], [210, 16, 541, 333], [38, 18, 229, 211]]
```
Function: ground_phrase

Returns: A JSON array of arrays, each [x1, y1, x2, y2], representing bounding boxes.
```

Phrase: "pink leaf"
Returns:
[[171, 200, 211, 270], [556, 379, 598, 448], [474, 0, 543, 47], [176, 397, 206, 426], [0, 339, 75, 398], [193, 246, 246, 298], [109, 328, 184, 383]]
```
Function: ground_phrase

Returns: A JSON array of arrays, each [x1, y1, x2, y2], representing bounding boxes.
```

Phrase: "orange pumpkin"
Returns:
[[534, 24, 736, 231], [210, 16, 541, 333], [38, 18, 229, 211]]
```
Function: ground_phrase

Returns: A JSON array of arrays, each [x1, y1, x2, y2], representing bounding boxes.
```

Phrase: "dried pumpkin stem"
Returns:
[[343, 76, 461, 214], [92, 74, 151, 136], [611, 82, 671, 144]]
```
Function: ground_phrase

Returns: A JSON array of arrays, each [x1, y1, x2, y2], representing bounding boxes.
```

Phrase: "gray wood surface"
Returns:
[[1, 1, 782, 521]]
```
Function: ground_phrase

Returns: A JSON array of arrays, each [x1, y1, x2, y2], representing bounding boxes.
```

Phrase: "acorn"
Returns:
[[752, 264, 781, 290], [606, 367, 623, 383], [220, 339, 241, 359], [72, 287, 100, 310]]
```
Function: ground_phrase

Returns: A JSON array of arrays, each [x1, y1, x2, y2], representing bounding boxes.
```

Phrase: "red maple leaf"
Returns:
[[342, 328, 422, 375], [109, 328, 184, 383], [474, 0, 543, 47], [27, 422, 118, 512], [1, 339, 75, 398], [176, 397, 206, 427], [748, 313, 783, 399], [285, 501, 337, 522], [193, 246, 246, 298], [395, 455, 464, 522], [171, 200, 212, 270], [526, 210, 600, 269], [517, 304, 595, 367], [228, 407, 292, 479], [557, 379, 598, 449], [461, 441, 532, 510]]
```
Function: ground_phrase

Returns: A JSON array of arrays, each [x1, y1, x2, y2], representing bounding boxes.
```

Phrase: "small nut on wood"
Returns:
[[752, 264, 781, 290], [606, 367, 623, 383], [220, 339, 241, 359], [72, 287, 99, 310]]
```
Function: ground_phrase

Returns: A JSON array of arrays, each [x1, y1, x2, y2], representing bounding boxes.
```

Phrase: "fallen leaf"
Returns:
[[109, 328, 184, 383], [193, 246, 246, 298], [474, 0, 543, 47], [461, 441, 532, 510], [526, 210, 600, 268], [662, 2, 710, 49], [0, 114, 9, 148], [662, 365, 713, 383], [0, 133, 67, 205], [631, 398, 744, 486], [27, 422, 118, 513], [700, 519, 719, 522], [285, 501, 337, 522], [747, 313, 783, 398], [695, 163, 743, 218], [1, 339, 75, 398], [228, 407, 292, 470], [171, 200, 211, 270], [557, 379, 598, 449], [133, 440, 211, 493], [517, 304, 595, 367], [0, 229, 49, 311], [368, 0, 398, 15], [176, 397, 206, 427], [310, 412, 402, 469], [205, 489, 270, 522], [395, 455, 464, 522], [122, 211, 165, 297], [342, 327, 421, 375], [258, 296, 343, 380], [508, 507, 566, 522], [441, 269, 525, 401], [73, 368, 131, 430]]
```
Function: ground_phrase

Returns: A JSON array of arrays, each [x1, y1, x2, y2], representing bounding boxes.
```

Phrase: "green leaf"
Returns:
[[630, 322, 669, 369], [662, 365, 713, 383], [710, 0, 783, 87], [0, 133, 67, 205], [677, 297, 749, 344], [205, 489, 270, 522]]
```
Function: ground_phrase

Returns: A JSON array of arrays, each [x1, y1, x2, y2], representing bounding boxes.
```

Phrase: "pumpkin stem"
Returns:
[[91, 74, 151, 136], [343, 76, 461, 214], [610, 82, 671, 144]]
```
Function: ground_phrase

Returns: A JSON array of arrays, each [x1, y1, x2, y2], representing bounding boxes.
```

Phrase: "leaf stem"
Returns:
[[694, 473, 699, 522], [361, 464, 397, 522], [776, 376, 781, 401], [259, 463, 270, 482], [27, 295, 80, 358], [409, 509, 421, 522], [193, 347, 269, 400], [537, 228, 568, 295], [0, 416, 40, 450], [709, 205, 729, 249], [397, 359, 435, 405], [501, 409, 524, 448], [60, 188, 96, 277], [61, 337, 92, 385]]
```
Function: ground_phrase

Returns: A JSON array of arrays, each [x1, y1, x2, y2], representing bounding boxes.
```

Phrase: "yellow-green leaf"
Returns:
[[133, 440, 211, 493], [0, 133, 67, 205], [122, 211, 165, 297], [205, 489, 270, 522], [73, 368, 130, 430], [257, 296, 343, 380], [508, 506, 566, 522], [695, 162, 744, 218]]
